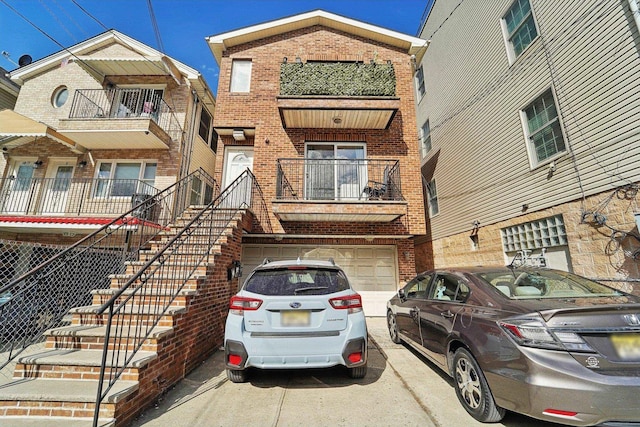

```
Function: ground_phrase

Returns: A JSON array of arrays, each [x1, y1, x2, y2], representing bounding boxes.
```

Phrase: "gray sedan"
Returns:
[[386, 266, 640, 426]]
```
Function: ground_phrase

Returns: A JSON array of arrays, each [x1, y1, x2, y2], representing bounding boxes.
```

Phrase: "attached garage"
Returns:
[[241, 244, 398, 316]]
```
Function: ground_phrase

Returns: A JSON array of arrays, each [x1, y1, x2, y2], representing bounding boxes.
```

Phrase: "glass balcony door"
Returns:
[[305, 143, 366, 201]]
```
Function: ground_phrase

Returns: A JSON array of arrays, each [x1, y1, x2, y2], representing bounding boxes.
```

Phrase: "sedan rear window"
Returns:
[[244, 268, 350, 296], [477, 269, 626, 299]]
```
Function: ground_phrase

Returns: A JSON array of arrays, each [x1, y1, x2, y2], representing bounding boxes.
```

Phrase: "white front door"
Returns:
[[2, 159, 36, 214], [42, 160, 75, 215], [222, 147, 254, 207]]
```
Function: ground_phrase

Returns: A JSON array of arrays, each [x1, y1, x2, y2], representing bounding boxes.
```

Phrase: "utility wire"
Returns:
[[70, 0, 107, 30], [147, 0, 165, 53]]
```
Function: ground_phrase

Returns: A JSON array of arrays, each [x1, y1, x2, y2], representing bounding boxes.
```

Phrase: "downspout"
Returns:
[[630, 0, 640, 35]]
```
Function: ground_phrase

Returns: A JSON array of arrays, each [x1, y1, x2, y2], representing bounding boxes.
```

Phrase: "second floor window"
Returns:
[[415, 65, 426, 99], [420, 120, 432, 158], [521, 88, 566, 167], [199, 107, 212, 144], [502, 0, 538, 62], [230, 59, 252, 92], [426, 178, 439, 217]]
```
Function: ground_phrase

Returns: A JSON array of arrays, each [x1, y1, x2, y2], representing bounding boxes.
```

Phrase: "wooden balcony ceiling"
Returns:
[[277, 97, 399, 129]]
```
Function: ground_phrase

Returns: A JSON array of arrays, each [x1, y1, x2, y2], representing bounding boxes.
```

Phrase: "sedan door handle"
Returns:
[[440, 310, 453, 319]]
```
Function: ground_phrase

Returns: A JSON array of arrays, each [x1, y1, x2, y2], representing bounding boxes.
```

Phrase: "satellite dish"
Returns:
[[18, 54, 32, 67]]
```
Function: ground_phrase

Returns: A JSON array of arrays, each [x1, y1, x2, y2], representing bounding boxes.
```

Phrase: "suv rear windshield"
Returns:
[[244, 267, 350, 296]]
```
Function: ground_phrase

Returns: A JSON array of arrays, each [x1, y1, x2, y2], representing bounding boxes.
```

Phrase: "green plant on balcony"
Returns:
[[280, 62, 396, 96]]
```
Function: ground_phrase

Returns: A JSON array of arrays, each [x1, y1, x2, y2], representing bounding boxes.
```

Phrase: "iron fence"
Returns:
[[0, 176, 158, 217], [0, 169, 218, 371], [276, 158, 403, 201], [93, 169, 270, 425], [69, 88, 183, 140]]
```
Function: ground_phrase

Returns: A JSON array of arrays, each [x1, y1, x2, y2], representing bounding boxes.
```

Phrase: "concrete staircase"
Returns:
[[0, 206, 250, 426]]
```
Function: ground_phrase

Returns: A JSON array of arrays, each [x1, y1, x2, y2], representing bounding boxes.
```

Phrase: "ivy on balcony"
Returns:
[[280, 62, 396, 97]]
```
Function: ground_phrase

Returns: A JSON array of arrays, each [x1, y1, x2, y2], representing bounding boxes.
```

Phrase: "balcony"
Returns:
[[278, 61, 399, 129], [274, 158, 406, 222], [57, 88, 182, 149], [0, 176, 159, 229]]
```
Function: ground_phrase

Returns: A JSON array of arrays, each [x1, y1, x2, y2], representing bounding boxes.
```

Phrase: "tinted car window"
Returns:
[[430, 274, 468, 302], [244, 268, 350, 296], [404, 274, 432, 299]]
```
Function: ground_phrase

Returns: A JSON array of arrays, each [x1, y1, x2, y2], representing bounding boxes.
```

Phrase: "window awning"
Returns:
[[0, 110, 84, 153]]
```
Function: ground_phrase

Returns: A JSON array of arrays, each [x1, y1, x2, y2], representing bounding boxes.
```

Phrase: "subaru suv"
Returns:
[[224, 259, 368, 383]]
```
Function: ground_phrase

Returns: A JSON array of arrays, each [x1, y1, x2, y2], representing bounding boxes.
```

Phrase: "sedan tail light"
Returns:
[[229, 295, 262, 315], [329, 294, 363, 314], [499, 316, 593, 352]]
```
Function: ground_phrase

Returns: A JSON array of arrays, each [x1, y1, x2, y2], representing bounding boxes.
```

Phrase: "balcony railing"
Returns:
[[0, 177, 160, 217], [276, 158, 402, 201], [280, 62, 396, 96], [68, 88, 182, 140]]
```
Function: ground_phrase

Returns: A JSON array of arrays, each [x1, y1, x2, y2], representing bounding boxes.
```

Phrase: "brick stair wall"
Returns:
[[0, 206, 253, 426]]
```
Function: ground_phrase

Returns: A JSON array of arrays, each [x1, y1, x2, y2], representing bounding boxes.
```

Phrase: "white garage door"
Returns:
[[241, 244, 398, 316]]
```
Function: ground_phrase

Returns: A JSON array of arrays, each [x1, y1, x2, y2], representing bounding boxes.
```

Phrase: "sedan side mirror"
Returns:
[[398, 288, 406, 301]]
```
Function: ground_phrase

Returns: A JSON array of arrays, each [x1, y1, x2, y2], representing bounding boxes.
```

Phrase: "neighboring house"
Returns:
[[207, 10, 428, 315], [0, 30, 217, 246], [0, 66, 20, 177], [414, 0, 640, 288]]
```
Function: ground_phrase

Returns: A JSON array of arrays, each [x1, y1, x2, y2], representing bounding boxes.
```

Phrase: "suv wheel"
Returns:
[[348, 364, 367, 379], [227, 369, 247, 383], [453, 348, 505, 423], [387, 310, 401, 344]]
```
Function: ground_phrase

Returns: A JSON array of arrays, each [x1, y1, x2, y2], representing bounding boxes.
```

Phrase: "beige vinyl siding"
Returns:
[[419, 0, 640, 240], [188, 138, 217, 178], [0, 90, 17, 110]]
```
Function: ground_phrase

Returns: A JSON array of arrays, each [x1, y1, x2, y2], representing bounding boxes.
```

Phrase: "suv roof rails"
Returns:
[[328, 257, 335, 265], [261, 258, 271, 265]]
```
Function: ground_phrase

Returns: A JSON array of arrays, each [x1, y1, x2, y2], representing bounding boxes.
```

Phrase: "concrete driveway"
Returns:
[[130, 318, 563, 427]]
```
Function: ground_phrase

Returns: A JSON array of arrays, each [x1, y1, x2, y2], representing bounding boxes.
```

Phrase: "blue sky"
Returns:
[[0, 0, 428, 93]]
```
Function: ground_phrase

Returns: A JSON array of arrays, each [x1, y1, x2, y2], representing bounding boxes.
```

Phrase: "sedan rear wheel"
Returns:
[[387, 310, 401, 344], [453, 348, 505, 423]]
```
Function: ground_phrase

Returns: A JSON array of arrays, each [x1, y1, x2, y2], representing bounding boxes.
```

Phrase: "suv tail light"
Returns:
[[329, 294, 363, 314], [229, 295, 262, 315]]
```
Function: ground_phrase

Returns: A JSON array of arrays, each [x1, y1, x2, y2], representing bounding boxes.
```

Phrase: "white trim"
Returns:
[[206, 10, 428, 64], [500, 0, 540, 66]]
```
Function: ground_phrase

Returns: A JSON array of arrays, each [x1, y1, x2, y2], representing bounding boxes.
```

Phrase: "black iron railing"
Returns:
[[69, 88, 182, 140], [0, 169, 218, 370], [93, 169, 271, 425], [276, 158, 403, 201], [0, 177, 159, 217]]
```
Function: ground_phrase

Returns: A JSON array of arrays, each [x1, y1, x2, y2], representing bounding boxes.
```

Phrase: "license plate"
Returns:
[[611, 334, 640, 360], [281, 310, 310, 327]]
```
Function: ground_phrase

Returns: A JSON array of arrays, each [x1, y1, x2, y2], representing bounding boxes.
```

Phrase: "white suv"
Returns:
[[224, 259, 368, 383]]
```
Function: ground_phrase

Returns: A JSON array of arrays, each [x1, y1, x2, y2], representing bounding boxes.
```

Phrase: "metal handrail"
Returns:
[[0, 177, 158, 216], [0, 169, 218, 370], [276, 158, 403, 201], [92, 169, 271, 425]]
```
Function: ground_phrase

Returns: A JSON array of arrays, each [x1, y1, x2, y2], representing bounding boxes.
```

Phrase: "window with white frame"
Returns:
[[502, 0, 538, 62], [426, 178, 439, 217], [415, 65, 426, 99], [230, 59, 252, 93], [420, 120, 432, 158], [305, 143, 366, 200], [94, 161, 157, 198], [521, 88, 566, 166]]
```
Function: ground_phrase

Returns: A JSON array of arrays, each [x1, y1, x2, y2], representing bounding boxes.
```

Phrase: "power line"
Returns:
[[147, 0, 165, 53], [70, 0, 108, 30]]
